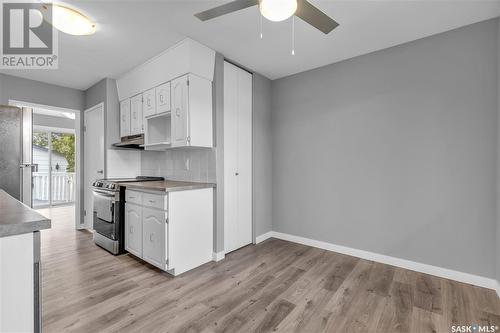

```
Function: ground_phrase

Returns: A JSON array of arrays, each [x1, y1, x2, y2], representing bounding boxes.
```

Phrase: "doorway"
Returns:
[[83, 103, 105, 229], [10, 100, 81, 228], [32, 128, 76, 208]]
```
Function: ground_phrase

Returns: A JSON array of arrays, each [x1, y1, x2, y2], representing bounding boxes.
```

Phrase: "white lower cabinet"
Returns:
[[142, 207, 166, 269], [124, 188, 213, 275], [125, 203, 142, 258]]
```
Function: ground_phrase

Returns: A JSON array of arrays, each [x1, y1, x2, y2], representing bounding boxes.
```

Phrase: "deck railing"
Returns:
[[33, 172, 75, 204]]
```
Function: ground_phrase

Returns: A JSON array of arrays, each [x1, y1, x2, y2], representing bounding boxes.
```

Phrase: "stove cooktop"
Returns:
[[97, 176, 164, 183], [92, 176, 164, 190]]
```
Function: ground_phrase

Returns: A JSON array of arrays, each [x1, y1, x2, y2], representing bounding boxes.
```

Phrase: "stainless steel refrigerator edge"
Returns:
[[0, 105, 35, 205], [0, 105, 41, 332]]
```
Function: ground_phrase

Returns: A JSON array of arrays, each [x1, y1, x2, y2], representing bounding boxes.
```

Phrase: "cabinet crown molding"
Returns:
[[116, 38, 216, 101]]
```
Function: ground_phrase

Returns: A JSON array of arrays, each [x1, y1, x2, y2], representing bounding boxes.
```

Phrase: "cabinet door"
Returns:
[[143, 88, 156, 118], [156, 82, 171, 114], [142, 208, 166, 269], [223, 62, 253, 254], [120, 99, 131, 137], [125, 203, 142, 258], [130, 94, 144, 135], [171, 75, 189, 147]]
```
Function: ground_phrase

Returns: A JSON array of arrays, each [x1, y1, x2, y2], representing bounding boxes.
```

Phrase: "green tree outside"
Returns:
[[33, 132, 76, 172]]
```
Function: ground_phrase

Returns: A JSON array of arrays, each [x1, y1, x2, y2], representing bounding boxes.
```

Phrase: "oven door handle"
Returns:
[[92, 190, 116, 200]]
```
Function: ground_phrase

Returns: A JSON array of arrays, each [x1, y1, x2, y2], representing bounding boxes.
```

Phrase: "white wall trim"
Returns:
[[255, 231, 273, 244], [9, 99, 79, 114], [270, 231, 498, 291], [33, 125, 75, 134], [212, 251, 225, 262]]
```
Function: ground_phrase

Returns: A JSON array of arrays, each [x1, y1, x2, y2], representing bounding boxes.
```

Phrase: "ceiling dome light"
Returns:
[[52, 5, 96, 36], [259, 0, 297, 22]]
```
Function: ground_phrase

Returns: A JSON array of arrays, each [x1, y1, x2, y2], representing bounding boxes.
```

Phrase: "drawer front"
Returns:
[[142, 192, 166, 211], [126, 190, 142, 205], [143, 88, 156, 117], [156, 82, 171, 113]]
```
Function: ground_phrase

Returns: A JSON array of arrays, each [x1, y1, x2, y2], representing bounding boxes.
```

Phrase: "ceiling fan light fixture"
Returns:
[[52, 5, 96, 36], [259, 0, 297, 22]]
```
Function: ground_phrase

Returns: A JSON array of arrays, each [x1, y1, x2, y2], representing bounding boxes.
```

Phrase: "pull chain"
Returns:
[[260, 12, 263, 39], [291, 16, 295, 55]]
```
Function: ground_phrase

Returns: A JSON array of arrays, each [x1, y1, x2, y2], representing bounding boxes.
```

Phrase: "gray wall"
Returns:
[[33, 114, 75, 130], [497, 18, 500, 283], [253, 74, 273, 237], [84, 78, 120, 150], [0, 74, 84, 110], [215, 53, 225, 253], [271, 19, 498, 278]]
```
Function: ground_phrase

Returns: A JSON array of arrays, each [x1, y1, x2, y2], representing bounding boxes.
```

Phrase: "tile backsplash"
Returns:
[[107, 149, 141, 178], [141, 148, 216, 183]]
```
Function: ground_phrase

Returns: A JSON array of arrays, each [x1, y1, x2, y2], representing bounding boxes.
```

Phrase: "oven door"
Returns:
[[93, 189, 116, 240]]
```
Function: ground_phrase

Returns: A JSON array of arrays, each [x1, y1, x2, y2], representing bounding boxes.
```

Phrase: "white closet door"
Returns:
[[224, 61, 252, 254]]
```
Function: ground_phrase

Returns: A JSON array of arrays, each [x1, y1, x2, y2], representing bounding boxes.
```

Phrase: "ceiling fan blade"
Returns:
[[195, 0, 259, 21], [295, 0, 339, 34]]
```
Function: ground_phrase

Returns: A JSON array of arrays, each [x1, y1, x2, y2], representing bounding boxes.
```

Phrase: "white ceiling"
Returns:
[[2, 0, 500, 90]]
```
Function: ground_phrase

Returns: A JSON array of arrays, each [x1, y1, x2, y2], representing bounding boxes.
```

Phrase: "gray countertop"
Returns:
[[121, 180, 215, 193], [0, 190, 51, 237]]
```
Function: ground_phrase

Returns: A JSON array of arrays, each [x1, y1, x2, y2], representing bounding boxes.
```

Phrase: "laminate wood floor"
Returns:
[[38, 206, 500, 333]]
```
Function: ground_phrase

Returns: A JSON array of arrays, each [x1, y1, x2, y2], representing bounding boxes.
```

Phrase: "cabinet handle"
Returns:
[[147, 99, 151, 107], [150, 234, 154, 242], [148, 200, 155, 203], [176, 108, 180, 117], [160, 95, 164, 103], [129, 196, 135, 199], [133, 111, 136, 119], [130, 226, 133, 233], [235, 172, 239, 176]]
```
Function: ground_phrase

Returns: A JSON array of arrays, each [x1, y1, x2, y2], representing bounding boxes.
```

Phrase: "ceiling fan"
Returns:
[[194, 0, 339, 34]]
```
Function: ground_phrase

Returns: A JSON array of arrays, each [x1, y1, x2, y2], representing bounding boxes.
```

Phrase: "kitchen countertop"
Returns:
[[0, 190, 51, 237], [120, 180, 215, 193]]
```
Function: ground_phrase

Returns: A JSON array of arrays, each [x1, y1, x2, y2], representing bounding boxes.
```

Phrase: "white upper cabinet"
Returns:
[[171, 76, 189, 147], [120, 99, 131, 137], [116, 38, 214, 148], [142, 88, 156, 118], [171, 74, 213, 148], [156, 82, 171, 114], [130, 94, 143, 135], [116, 39, 215, 101]]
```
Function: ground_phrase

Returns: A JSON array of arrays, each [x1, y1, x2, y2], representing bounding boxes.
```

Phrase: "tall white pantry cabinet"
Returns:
[[223, 61, 253, 254]]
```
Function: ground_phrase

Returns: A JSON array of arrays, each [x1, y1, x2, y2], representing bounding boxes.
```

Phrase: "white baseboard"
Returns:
[[255, 231, 273, 244], [270, 231, 498, 291], [496, 282, 500, 298], [212, 251, 225, 262]]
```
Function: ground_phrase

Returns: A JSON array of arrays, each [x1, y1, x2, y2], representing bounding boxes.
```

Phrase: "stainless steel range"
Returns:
[[92, 176, 164, 254]]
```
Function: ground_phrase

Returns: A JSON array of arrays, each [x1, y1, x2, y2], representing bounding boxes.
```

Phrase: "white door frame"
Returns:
[[83, 102, 105, 229], [9, 99, 82, 227]]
